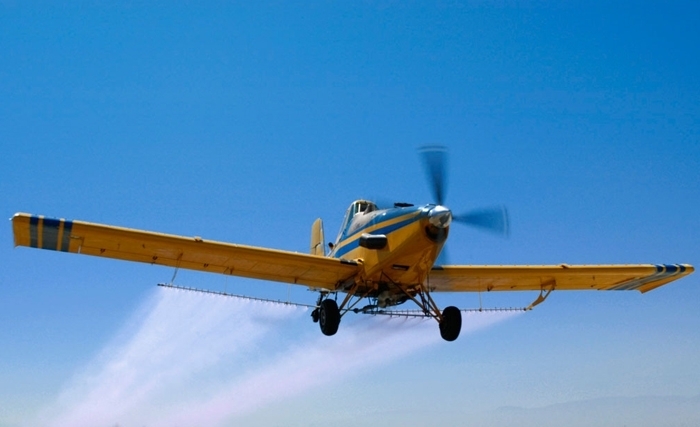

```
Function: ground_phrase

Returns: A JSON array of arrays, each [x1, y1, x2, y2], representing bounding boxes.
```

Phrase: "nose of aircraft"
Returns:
[[428, 205, 452, 228]]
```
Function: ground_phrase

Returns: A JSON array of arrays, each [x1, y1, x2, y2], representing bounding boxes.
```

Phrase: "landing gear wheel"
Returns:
[[439, 306, 462, 342], [319, 299, 340, 336]]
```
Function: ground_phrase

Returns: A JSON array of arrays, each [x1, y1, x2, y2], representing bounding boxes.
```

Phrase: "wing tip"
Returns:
[[636, 263, 694, 293]]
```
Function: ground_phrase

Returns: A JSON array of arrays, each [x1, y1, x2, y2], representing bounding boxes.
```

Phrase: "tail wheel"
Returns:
[[439, 306, 462, 342], [319, 299, 340, 336]]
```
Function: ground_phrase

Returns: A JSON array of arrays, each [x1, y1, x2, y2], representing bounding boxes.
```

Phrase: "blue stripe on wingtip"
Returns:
[[29, 216, 39, 248], [60, 220, 73, 252], [611, 263, 686, 291], [42, 218, 61, 250]]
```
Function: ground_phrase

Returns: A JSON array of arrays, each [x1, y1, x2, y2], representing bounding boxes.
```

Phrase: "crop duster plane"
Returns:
[[11, 147, 694, 341]]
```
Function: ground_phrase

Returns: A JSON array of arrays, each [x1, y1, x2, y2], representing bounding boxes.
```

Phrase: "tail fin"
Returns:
[[310, 218, 325, 256]]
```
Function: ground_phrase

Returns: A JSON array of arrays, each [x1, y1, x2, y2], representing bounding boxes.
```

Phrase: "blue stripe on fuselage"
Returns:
[[344, 206, 424, 240], [332, 207, 428, 258]]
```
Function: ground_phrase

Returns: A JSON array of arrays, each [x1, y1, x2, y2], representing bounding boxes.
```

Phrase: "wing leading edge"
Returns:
[[12, 213, 693, 294], [12, 213, 359, 290], [429, 264, 693, 294]]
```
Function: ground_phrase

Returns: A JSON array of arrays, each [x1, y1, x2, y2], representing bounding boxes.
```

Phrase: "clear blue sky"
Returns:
[[1, 2, 699, 426]]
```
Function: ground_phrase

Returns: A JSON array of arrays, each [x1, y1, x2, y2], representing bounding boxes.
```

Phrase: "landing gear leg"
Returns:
[[393, 281, 463, 342], [311, 292, 325, 323], [313, 281, 367, 337]]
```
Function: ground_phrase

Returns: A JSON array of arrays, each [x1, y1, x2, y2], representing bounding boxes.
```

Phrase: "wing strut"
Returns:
[[313, 281, 375, 320], [169, 253, 183, 285], [525, 280, 555, 310], [389, 272, 444, 322]]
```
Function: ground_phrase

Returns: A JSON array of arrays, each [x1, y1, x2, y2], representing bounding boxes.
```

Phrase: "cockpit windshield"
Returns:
[[334, 200, 378, 244], [353, 201, 375, 215]]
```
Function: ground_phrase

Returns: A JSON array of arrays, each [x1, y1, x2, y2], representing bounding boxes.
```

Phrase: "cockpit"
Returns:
[[350, 200, 377, 216], [334, 200, 378, 245]]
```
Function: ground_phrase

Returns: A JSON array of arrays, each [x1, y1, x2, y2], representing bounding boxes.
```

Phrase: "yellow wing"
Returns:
[[11, 213, 359, 290], [429, 264, 694, 294]]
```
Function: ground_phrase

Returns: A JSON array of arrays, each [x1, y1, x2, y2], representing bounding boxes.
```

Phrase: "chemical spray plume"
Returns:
[[31, 287, 519, 427]]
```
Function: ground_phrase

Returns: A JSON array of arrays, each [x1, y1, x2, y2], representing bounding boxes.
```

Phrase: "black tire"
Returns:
[[439, 306, 462, 342], [319, 299, 340, 336]]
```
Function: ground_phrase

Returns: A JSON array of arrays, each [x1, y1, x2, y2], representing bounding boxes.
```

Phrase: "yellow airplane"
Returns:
[[11, 147, 694, 341]]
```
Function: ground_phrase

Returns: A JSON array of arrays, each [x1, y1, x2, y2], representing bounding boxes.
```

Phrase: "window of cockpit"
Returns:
[[334, 206, 353, 245], [355, 202, 367, 215], [334, 201, 378, 247], [354, 201, 375, 215]]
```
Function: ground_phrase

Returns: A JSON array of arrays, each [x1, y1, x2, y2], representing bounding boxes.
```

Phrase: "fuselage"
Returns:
[[329, 200, 451, 303]]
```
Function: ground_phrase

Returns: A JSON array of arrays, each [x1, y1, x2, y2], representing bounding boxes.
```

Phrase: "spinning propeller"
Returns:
[[419, 145, 510, 237]]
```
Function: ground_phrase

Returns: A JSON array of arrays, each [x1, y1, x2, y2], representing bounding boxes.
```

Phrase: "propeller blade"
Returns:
[[453, 206, 510, 237], [419, 145, 448, 206]]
